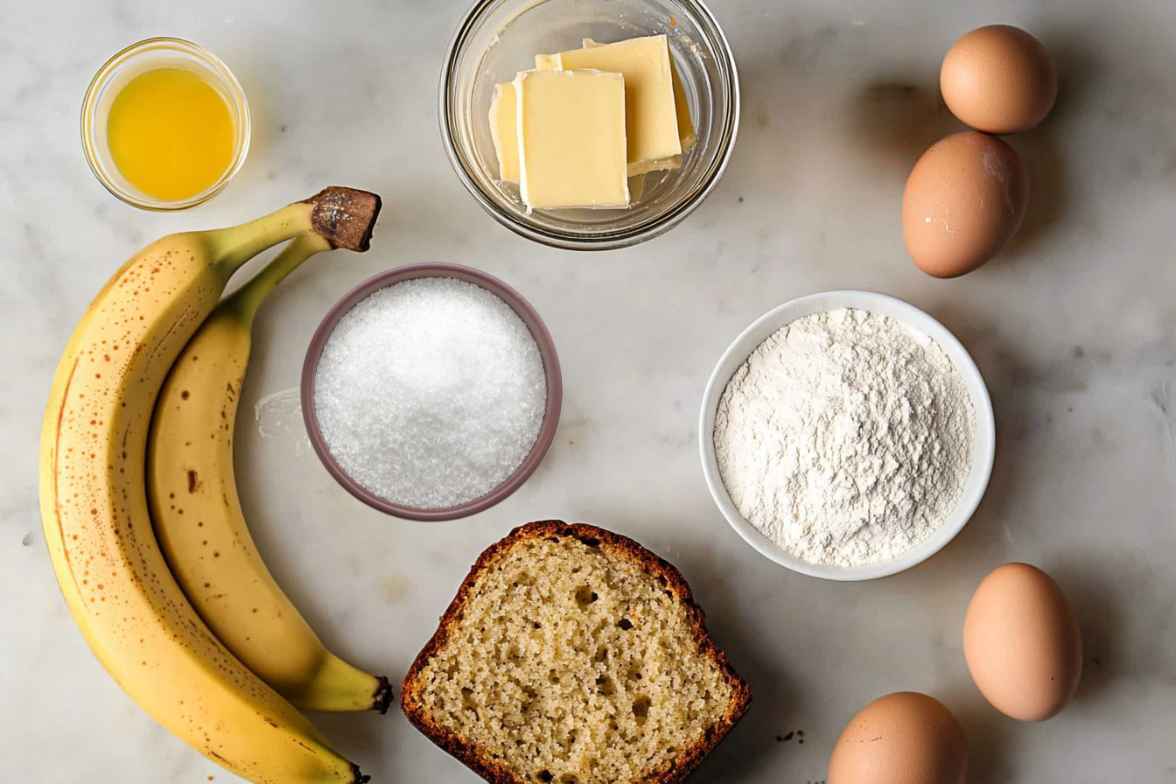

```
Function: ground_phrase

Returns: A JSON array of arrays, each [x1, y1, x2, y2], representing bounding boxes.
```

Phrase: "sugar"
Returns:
[[313, 277, 548, 510]]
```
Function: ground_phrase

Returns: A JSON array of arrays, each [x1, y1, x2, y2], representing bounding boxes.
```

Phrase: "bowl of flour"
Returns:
[[699, 291, 995, 580]]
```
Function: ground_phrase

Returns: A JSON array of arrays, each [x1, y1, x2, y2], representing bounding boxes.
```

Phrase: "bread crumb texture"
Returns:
[[404, 522, 746, 784]]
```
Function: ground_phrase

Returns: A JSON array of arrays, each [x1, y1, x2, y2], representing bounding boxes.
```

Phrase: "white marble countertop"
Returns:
[[4, 1, 1175, 782]]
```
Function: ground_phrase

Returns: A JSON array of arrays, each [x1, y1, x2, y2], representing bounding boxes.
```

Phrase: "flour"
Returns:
[[713, 308, 975, 567]]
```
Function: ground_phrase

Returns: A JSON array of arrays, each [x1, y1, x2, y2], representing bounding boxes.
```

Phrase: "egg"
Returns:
[[940, 24, 1057, 134], [963, 563, 1083, 721], [902, 131, 1028, 278], [828, 692, 967, 784]]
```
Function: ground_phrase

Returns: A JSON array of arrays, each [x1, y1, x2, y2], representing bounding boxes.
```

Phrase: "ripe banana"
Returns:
[[148, 232, 391, 713], [39, 188, 380, 784]]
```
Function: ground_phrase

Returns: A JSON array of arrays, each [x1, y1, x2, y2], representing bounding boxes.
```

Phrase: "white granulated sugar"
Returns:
[[314, 277, 547, 509], [713, 308, 975, 567]]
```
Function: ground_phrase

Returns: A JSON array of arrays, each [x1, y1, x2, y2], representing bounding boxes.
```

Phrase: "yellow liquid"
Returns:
[[107, 68, 236, 202]]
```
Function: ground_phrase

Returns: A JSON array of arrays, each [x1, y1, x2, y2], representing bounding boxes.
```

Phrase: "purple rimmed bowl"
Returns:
[[301, 263, 563, 521]]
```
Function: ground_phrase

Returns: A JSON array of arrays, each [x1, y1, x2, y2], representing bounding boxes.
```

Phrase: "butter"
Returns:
[[534, 52, 560, 71], [488, 82, 520, 183], [514, 69, 630, 210], [536, 35, 682, 176], [582, 38, 695, 154]]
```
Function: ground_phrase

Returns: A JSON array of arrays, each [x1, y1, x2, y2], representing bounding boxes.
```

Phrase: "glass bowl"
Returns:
[[440, 0, 739, 250], [81, 37, 251, 211]]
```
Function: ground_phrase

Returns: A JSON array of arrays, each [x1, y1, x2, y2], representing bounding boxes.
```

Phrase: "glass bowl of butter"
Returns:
[[441, 0, 739, 250]]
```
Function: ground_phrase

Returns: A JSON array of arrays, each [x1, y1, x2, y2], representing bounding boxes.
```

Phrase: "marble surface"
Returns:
[[3, 1, 1175, 781]]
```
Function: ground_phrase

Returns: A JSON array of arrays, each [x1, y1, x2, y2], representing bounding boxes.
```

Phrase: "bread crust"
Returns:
[[401, 521, 751, 784]]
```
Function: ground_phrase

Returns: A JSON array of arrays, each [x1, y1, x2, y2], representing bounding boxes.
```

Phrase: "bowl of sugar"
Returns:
[[302, 264, 562, 521]]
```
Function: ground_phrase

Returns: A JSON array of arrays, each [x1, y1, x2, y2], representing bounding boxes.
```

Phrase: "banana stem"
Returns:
[[210, 203, 315, 273], [208, 187, 382, 275], [224, 234, 331, 324]]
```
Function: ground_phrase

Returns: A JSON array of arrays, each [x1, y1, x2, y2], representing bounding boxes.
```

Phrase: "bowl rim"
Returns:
[[698, 289, 997, 581], [301, 263, 563, 522], [80, 36, 252, 211], [438, 0, 740, 251]]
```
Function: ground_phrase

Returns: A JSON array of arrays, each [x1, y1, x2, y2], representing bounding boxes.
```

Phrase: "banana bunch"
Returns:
[[40, 188, 385, 783]]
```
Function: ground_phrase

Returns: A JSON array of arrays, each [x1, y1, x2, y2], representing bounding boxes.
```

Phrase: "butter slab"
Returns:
[[582, 38, 696, 154], [515, 69, 630, 210], [489, 82, 520, 183], [536, 35, 682, 176]]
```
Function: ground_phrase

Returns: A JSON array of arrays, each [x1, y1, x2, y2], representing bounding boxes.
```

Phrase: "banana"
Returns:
[[148, 233, 392, 713], [39, 188, 381, 784]]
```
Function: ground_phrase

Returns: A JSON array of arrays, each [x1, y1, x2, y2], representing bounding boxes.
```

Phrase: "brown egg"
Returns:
[[828, 692, 967, 784], [963, 563, 1083, 721], [940, 24, 1057, 133], [902, 131, 1028, 278]]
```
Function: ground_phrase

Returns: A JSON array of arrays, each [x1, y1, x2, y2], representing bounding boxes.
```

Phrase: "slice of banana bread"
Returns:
[[401, 521, 750, 784]]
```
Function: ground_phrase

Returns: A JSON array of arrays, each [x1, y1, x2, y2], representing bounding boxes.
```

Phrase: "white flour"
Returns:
[[713, 308, 975, 567]]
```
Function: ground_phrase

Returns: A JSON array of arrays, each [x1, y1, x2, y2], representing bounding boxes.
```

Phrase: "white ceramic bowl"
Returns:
[[698, 290, 996, 581]]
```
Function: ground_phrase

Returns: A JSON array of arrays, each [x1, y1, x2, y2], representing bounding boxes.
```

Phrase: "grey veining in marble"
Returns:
[[3, 1, 1175, 782]]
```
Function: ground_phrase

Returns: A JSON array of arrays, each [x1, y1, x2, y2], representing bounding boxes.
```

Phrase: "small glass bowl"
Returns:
[[81, 37, 251, 211], [440, 0, 740, 250]]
